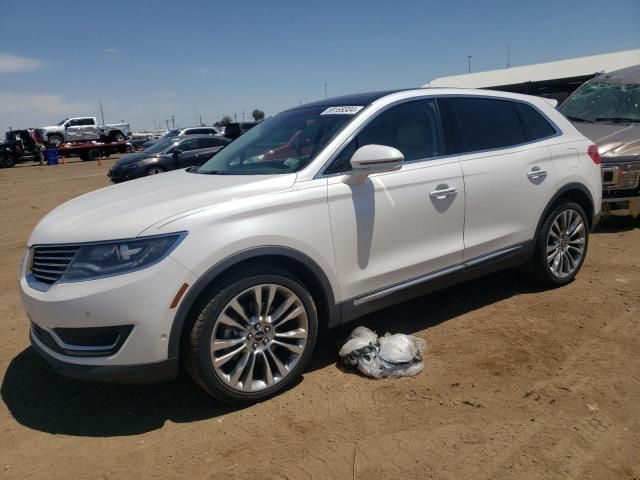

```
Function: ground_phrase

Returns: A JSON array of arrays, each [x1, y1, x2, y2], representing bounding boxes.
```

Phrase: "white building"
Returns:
[[424, 49, 640, 102]]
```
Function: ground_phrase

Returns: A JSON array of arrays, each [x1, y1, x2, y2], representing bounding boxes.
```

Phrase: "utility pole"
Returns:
[[324, 83, 328, 99], [467, 55, 473, 73], [241, 110, 246, 122], [171, 115, 175, 129], [234, 113, 237, 122], [165, 119, 169, 130], [506, 46, 511, 68], [99, 101, 105, 125], [199, 114, 202, 126]]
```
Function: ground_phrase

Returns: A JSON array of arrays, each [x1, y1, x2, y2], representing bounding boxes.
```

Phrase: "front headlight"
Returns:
[[61, 232, 186, 282]]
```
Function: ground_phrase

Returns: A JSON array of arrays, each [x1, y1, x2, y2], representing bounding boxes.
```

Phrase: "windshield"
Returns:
[[56, 118, 69, 126], [198, 106, 357, 175], [560, 81, 640, 123], [144, 138, 176, 154], [162, 129, 180, 138]]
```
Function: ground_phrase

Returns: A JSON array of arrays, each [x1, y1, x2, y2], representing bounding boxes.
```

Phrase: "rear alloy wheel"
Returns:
[[546, 208, 586, 279], [186, 266, 318, 403], [113, 132, 126, 142], [526, 201, 589, 287]]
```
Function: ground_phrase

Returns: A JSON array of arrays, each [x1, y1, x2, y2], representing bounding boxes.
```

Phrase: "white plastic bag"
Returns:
[[338, 326, 427, 379]]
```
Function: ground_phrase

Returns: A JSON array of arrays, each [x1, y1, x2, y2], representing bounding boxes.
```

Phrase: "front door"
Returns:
[[325, 98, 465, 301]]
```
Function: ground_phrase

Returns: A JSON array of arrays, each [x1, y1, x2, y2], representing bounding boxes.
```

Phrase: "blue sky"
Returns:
[[1, 0, 638, 130]]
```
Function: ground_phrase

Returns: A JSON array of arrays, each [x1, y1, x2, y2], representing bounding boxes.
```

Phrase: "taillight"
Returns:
[[587, 144, 601, 165]]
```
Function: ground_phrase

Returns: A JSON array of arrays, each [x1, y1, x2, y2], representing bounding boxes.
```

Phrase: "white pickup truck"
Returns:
[[36, 117, 131, 147]]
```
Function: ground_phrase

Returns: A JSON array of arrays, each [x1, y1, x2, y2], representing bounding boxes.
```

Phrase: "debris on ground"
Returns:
[[338, 326, 427, 379]]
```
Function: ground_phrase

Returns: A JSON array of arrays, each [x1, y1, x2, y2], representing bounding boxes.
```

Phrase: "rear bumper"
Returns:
[[31, 329, 178, 383]]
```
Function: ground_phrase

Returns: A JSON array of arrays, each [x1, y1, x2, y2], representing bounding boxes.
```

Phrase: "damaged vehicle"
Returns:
[[559, 65, 640, 218], [36, 116, 131, 147]]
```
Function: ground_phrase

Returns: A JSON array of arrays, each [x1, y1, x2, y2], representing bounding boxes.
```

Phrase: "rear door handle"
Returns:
[[527, 168, 547, 180], [429, 186, 457, 200]]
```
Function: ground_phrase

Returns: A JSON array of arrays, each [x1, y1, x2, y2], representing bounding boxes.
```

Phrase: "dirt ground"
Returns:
[[0, 157, 638, 480]]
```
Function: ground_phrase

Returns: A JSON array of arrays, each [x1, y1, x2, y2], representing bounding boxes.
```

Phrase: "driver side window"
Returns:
[[325, 98, 444, 175], [178, 138, 199, 152]]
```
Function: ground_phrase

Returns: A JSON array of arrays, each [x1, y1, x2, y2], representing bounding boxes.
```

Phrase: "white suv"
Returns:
[[20, 89, 602, 403]]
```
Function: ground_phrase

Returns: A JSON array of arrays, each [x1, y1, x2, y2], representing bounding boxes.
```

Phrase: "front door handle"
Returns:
[[429, 186, 457, 200], [527, 168, 548, 180]]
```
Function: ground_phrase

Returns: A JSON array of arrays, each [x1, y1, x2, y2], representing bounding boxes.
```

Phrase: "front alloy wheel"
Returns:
[[211, 284, 309, 392], [186, 266, 318, 403]]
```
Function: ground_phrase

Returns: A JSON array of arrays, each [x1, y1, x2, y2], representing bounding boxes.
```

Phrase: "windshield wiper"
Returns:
[[564, 115, 594, 124], [594, 117, 639, 124]]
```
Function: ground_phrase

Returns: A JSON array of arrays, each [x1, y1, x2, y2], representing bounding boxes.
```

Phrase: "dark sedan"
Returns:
[[108, 135, 229, 182]]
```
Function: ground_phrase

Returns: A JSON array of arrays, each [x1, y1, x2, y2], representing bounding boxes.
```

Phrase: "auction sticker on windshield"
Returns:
[[320, 106, 364, 115]]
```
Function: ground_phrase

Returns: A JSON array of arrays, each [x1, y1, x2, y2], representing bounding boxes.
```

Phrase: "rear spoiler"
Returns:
[[540, 97, 558, 108]]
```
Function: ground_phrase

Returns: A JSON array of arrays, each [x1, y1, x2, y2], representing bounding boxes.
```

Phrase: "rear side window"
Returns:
[[199, 137, 223, 148], [516, 103, 557, 140], [445, 97, 526, 153]]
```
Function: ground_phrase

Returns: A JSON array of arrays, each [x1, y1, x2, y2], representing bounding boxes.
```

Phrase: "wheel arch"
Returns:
[[168, 246, 339, 358], [535, 182, 596, 237]]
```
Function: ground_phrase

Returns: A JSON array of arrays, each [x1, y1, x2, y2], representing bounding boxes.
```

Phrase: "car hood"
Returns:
[[115, 151, 162, 166], [28, 169, 297, 245], [572, 122, 640, 161]]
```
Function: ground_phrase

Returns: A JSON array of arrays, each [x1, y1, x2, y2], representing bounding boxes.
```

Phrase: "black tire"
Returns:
[[1, 154, 15, 168], [48, 135, 63, 147], [145, 165, 165, 176], [111, 132, 126, 143], [81, 148, 101, 162], [185, 265, 318, 403], [525, 201, 589, 288]]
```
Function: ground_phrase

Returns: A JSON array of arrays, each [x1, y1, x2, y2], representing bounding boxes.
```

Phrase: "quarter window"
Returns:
[[516, 103, 557, 140], [446, 98, 526, 153], [325, 98, 444, 174]]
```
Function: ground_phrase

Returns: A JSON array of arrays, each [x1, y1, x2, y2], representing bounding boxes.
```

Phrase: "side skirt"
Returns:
[[338, 241, 533, 324]]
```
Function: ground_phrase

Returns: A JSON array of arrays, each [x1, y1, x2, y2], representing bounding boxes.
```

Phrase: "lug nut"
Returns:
[[265, 326, 271, 332], [263, 338, 269, 345], [247, 334, 253, 340], [252, 343, 258, 349]]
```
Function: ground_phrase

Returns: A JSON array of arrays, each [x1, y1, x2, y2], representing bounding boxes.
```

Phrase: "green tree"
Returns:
[[252, 109, 265, 122], [215, 115, 233, 128]]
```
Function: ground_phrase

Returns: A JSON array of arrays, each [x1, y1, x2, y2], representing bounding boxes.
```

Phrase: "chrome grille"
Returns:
[[30, 245, 79, 284]]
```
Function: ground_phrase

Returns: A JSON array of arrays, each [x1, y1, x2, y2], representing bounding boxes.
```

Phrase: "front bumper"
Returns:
[[20, 254, 197, 378], [31, 328, 178, 383], [602, 196, 640, 217], [108, 165, 143, 182]]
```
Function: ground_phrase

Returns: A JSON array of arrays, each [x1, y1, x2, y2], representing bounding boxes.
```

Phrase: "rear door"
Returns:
[[441, 96, 558, 260], [193, 137, 226, 165], [80, 118, 99, 141]]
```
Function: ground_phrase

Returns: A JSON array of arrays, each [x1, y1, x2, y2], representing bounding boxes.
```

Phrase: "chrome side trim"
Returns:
[[352, 244, 525, 306]]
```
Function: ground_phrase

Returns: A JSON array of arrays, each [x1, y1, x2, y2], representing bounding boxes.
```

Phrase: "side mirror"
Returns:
[[348, 144, 404, 181], [172, 148, 182, 157]]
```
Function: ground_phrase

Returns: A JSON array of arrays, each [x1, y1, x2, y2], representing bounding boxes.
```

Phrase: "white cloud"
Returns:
[[104, 48, 119, 54], [0, 92, 94, 125], [0, 53, 44, 74]]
